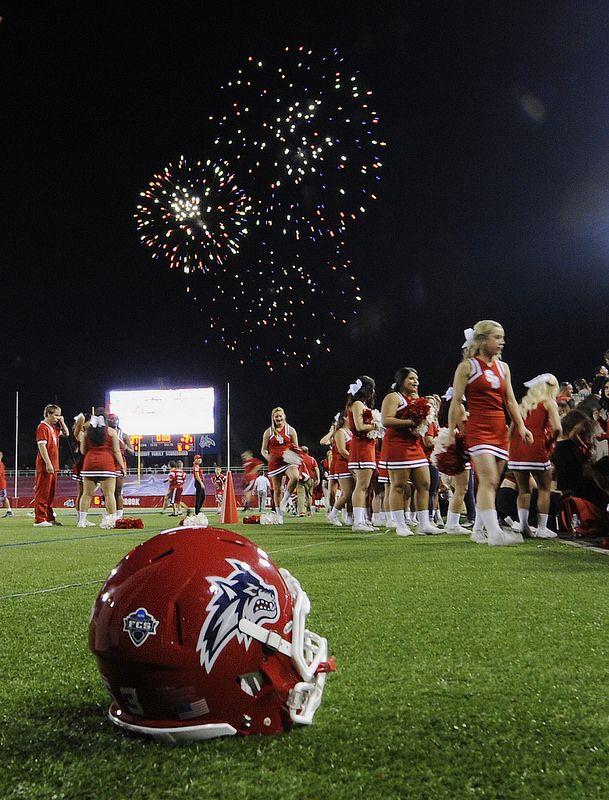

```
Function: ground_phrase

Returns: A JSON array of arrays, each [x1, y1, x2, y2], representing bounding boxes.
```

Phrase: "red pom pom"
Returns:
[[435, 432, 468, 475], [243, 515, 260, 524]]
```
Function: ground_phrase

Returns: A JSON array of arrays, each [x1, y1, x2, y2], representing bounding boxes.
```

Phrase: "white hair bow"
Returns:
[[524, 373, 553, 389], [442, 387, 454, 401], [348, 378, 363, 396], [90, 415, 106, 429], [334, 412, 341, 422], [462, 327, 475, 349]]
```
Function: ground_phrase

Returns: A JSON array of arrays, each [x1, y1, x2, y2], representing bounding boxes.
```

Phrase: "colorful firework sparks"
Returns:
[[134, 156, 252, 273], [186, 238, 361, 369], [210, 45, 385, 242]]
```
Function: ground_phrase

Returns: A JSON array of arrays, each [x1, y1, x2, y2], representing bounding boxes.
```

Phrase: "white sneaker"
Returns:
[[99, 515, 116, 530], [511, 521, 532, 536], [84, 519, 96, 527], [385, 518, 398, 529], [33, 521, 53, 527], [444, 524, 471, 534], [363, 520, 379, 530], [328, 516, 343, 527], [532, 527, 557, 539], [470, 528, 487, 544], [415, 522, 442, 535], [352, 523, 371, 532], [396, 525, 413, 537], [76, 521, 87, 528], [488, 529, 523, 546]]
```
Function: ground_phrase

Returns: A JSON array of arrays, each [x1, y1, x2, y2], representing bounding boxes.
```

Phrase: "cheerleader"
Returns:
[[320, 418, 340, 513], [508, 374, 561, 538], [449, 321, 532, 546], [323, 412, 354, 527], [435, 389, 473, 534], [380, 367, 440, 536], [346, 376, 379, 531], [261, 407, 300, 519], [107, 413, 133, 520], [78, 408, 123, 529]]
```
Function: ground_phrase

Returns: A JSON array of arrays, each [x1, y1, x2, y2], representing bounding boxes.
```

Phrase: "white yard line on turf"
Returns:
[[0, 579, 103, 601], [1, 530, 391, 601]]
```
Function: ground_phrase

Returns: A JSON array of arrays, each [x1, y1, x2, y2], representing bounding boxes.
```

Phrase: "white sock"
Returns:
[[406, 511, 416, 524], [473, 510, 484, 532], [447, 511, 460, 528], [417, 509, 430, 526], [393, 509, 406, 527], [116, 509, 124, 519], [518, 508, 530, 529], [281, 490, 291, 506], [353, 507, 366, 525], [479, 508, 502, 535], [328, 506, 338, 520], [77, 511, 86, 523], [373, 511, 386, 524], [537, 513, 549, 529]]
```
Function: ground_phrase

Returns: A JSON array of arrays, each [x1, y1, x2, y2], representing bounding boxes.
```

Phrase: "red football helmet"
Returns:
[[89, 527, 334, 742]]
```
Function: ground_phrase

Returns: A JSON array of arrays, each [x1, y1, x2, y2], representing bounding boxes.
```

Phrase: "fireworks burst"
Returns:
[[210, 45, 385, 241], [187, 238, 361, 369], [134, 156, 252, 273], [136, 47, 384, 370]]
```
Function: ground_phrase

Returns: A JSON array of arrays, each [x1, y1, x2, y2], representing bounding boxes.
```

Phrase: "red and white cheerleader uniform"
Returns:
[[508, 403, 552, 471], [347, 408, 376, 470], [116, 429, 128, 476], [464, 357, 509, 460], [81, 432, 122, 479], [330, 428, 353, 480], [379, 393, 429, 471], [267, 424, 297, 478], [376, 438, 389, 485]]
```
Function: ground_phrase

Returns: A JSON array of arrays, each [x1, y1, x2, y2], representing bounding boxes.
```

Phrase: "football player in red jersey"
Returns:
[[168, 460, 189, 516]]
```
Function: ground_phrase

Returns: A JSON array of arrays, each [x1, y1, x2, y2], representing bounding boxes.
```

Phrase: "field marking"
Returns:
[[0, 529, 392, 601], [0, 579, 103, 601], [0, 530, 151, 549]]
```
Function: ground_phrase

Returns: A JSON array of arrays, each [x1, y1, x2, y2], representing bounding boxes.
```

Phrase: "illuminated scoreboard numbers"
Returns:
[[131, 435, 143, 452], [177, 434, 194, 452]]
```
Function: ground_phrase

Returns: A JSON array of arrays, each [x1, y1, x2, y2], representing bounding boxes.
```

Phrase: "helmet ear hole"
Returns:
[[238, 671, 268, 697]]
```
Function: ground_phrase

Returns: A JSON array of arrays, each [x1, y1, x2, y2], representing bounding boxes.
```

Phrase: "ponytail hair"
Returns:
[[520, 375, 559, 415], [86, 407, 108, 446], [346, 375, 375, 408], [462, 320, 503, 359]]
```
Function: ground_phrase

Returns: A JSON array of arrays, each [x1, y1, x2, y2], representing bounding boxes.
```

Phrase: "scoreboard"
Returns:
[[131, 434, 197, 457]]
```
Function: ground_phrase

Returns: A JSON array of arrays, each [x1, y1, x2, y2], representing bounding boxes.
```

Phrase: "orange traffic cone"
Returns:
[[220, 471, 239, 524]]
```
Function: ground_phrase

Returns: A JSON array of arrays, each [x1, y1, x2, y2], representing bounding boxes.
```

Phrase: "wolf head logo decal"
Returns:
[[196, 559, 280, 672]]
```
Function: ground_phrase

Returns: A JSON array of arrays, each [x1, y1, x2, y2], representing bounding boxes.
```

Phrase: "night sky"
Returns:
[[3, 2, 609, 466]]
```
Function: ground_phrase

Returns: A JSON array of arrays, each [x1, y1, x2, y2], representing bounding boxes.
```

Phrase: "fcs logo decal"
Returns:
[[196, 559, 280, 673]]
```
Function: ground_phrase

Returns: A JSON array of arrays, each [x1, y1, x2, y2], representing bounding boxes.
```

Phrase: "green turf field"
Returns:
[[1, 511, 609, 800]]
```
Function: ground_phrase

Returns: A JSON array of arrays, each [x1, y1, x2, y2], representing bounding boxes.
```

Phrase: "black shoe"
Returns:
[[52, 520, 63, 526]]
